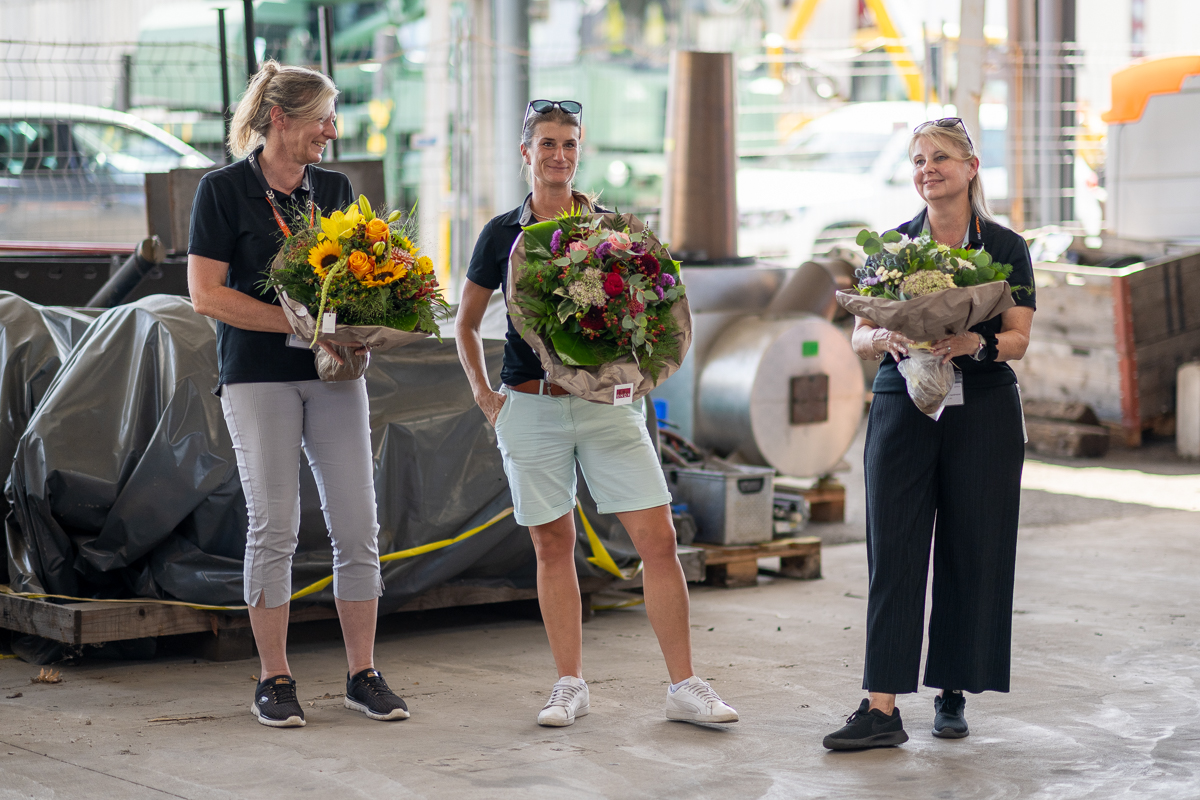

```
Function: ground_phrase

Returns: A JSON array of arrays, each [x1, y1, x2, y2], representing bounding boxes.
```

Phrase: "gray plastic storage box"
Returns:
[[665, 462, 775, 545]]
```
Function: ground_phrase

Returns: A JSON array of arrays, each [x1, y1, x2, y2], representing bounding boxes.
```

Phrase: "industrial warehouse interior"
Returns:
[[1, 0, 1199, 798]]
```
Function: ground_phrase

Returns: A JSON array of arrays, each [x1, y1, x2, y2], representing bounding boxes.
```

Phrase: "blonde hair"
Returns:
[[227, 60, 339, 158], [520, 106, 581, 186], [909, 124, 994, 223]]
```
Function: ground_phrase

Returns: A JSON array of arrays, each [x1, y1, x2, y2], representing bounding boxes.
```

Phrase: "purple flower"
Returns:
[[595, 241, 613, 259], [654, 285, 665, 301], [550, 228, 562, 254], [630, 243, 646, 256], [861, 276, 881, 286], [659, 273, 675, 288]]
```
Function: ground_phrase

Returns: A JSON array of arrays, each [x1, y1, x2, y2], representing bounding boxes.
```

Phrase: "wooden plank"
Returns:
[[1112, 273, 1142, 446], [167, 167, 218, 254], [694, 536, 820, 565], [0, 592, 79, 644], [1020, 400, 1100, 425], [1025, 419, 1111, 458]]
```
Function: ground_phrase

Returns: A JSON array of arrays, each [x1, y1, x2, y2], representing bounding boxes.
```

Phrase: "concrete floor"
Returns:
[[2, 443, 1199, 798]]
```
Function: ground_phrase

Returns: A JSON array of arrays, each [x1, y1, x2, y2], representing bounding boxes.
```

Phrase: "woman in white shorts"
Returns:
[[455, 99, 738, 727]]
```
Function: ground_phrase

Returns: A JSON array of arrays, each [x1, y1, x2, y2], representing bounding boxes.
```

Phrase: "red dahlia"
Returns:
[[603, 272, 625, 297]]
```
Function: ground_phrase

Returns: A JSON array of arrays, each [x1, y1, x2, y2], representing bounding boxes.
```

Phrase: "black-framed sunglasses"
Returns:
[[524, 99, 583, 125], [914, 117, 973, 150]]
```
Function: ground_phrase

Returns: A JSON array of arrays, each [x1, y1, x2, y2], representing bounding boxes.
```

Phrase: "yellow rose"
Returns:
[[365, 217, 390, 243], [347, 250, 374, 279], [417, 255, 434, 274]]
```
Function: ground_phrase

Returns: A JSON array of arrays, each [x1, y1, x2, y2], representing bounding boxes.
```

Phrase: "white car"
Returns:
[[0, 102, 214, 244], [737, 101, 1009, 266]]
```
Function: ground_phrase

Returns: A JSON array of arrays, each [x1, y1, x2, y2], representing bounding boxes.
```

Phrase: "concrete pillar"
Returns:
[[420, 0, 451, 289], [1178, 363, 1200, 459], [493, 0, 529, 215], [955, 0, 986, 148]]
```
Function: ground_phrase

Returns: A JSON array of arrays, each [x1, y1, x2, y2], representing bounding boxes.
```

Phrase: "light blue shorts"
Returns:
[[492, 386, 672, 527]]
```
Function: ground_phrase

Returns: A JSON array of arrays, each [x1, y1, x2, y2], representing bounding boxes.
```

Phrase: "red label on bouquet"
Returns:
[[613, 383, 634, 405]]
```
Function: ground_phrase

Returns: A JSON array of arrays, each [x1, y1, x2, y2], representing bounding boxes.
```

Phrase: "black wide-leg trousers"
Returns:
[[862, 384, 1025, 695]]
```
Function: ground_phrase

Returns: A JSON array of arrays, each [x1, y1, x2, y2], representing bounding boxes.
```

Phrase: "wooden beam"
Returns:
[[1112, 273, 1142, 446]]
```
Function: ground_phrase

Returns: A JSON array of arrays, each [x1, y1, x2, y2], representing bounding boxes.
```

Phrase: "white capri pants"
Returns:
[[220, 378, 383, 608]]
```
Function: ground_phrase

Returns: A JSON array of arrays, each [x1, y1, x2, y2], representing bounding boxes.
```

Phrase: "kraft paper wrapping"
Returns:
[[278, 288, 431, 382], [835, 281, 1015, 342], [506, 212, 692, 405]]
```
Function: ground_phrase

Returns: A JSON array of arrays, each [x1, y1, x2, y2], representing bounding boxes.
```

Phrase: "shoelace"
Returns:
[[269, 679, 298, 705], [545, 682, 584, 708], [681, 680, 722, 706], [360, 673, 393, 697]]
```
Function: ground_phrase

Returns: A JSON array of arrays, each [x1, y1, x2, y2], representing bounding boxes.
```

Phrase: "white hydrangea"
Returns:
[[567, 267, 607, 308]]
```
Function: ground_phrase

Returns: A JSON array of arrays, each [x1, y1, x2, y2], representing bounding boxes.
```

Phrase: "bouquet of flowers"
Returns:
[[507, 210, 691, 404], [264, 195, 449, 381], [836, 229, 1018, 415]]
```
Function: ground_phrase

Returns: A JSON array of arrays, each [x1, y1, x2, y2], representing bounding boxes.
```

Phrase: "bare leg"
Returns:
[[529, 512, 584, 679], [616, 505, 693, 684], [336, 597, 378, 676], [869, 692, 896, 714], [249, 596, 291, 678]]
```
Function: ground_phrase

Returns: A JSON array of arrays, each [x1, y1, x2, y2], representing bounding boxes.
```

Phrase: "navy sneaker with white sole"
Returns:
[[345, 668, 410, 721], [252, 675, 305, 728]]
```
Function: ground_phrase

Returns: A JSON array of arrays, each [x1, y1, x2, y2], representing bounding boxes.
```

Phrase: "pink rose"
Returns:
[[568, 241, 588, 253], [606, 231, 632, 250]]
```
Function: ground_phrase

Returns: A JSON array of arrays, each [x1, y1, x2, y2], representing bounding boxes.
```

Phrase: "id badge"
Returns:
[[286, 334, 312, 350], [943, 370, 964, 407]]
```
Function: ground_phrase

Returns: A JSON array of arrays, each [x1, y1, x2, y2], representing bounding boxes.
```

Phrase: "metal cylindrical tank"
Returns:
[[695, 314, 864, 477], [660, 50, 738, 262]]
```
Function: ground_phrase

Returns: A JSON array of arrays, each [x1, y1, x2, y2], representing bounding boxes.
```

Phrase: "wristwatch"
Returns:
[[970, 333, 987, 361]]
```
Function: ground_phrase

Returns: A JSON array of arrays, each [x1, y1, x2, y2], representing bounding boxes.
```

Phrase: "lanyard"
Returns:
[[246, 147, 316, 238]]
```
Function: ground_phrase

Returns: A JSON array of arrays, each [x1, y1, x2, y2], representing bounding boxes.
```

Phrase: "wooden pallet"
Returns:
[[775, 477, 846, 523], [0, 576, 612, 661], [693, 536, 821, 588]]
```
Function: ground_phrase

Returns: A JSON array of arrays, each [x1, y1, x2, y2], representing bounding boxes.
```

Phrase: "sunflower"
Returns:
[[363, 267, 404, 288], [307, 239, 343, 279]]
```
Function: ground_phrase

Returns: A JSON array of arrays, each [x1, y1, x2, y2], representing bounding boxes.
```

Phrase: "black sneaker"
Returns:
[[822, 698, 909, 750], [932, 691, 969, 739], [252, 675, 305, 728], [345, 668, 410, 721]]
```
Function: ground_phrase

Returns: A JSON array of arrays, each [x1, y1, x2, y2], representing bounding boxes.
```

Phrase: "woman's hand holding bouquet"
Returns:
[[264, 194, 450, 380], [837, 229, 1018, 415]]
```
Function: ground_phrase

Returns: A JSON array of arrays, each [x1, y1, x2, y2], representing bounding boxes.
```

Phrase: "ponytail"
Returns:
[[227, 59, 338, 158]]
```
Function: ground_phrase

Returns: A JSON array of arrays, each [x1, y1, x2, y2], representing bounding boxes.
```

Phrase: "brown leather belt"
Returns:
[[507, 379, 570, 396]]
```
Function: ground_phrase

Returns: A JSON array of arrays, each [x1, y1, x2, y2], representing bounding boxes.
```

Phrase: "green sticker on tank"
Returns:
[[801, 340, 819, 357]]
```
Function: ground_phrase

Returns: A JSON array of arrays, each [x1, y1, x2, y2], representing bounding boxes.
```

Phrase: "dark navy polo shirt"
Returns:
[[464, 193, 606, 387], [188, 153, 353, 385], [872, 208, 1037, 394]]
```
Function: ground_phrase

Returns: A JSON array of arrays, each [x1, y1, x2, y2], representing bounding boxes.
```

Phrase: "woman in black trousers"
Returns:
[[823, 118, 1036, 750]]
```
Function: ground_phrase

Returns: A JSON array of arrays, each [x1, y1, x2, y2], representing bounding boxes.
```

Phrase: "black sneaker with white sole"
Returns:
[[345, 668, 410, 721], [252, 674, 305, 728], [933, 691, 969, 738], [822, 698, 909, 750]]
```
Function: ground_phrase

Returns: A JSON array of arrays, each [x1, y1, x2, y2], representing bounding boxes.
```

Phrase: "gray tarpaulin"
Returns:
[[4, 295, 638, 610]]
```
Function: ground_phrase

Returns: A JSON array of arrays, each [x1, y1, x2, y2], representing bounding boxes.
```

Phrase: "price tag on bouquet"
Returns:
[[321, 312, 337, 334]]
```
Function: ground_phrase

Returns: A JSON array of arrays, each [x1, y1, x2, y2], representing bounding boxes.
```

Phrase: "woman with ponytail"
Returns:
[[823, 119, 1036, 751], [187, 61, 408, 728]]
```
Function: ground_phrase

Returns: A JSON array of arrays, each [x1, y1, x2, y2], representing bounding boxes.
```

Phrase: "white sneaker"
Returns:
[[665, 676, 739, 724], [537, 676, 590, 727]]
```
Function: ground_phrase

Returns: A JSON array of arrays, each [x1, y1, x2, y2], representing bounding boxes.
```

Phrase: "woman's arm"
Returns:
[[187, 254, 291, 333], [996, 306, 1034, 362], [851, 316, 911, 361], [454, 279, 506, 426]]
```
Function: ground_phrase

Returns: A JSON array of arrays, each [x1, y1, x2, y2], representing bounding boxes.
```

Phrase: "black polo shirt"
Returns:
[[464, 193, 605, 387], [872, 208, 1037, 393], [188, 152, 353, 385]]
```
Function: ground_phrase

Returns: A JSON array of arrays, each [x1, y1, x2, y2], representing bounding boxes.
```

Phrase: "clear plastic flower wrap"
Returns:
[[896, 348, 957, 415]]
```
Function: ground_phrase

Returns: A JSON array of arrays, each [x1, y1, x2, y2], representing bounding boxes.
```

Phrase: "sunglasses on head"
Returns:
[[524, 99, 583, 125], [914, 117, 974, 150]]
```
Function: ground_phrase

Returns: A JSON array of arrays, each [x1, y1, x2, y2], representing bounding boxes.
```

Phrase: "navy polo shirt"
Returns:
[[464, 193, 605, 387], [188, 152, 353, 385], [872, 208, 1037, 394]]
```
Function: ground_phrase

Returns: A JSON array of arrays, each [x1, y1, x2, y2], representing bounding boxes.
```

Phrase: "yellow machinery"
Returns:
[[769, 0, 924, 102]]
